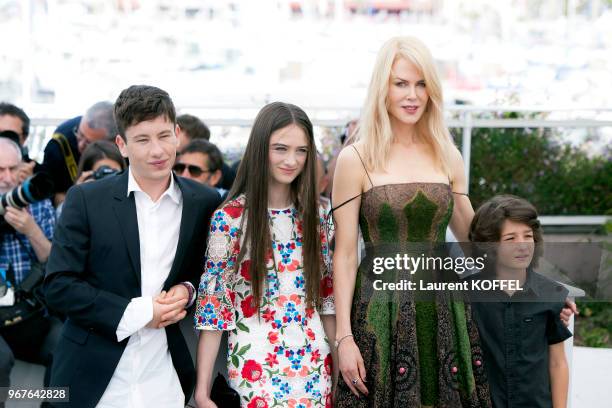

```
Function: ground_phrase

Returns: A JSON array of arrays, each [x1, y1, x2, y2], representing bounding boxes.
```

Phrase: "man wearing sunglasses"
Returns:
[[176, 114, 236, 192], [174, 139, 227, 198]]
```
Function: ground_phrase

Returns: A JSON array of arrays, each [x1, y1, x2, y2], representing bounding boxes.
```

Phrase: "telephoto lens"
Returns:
[[0, 172, 55, 216]]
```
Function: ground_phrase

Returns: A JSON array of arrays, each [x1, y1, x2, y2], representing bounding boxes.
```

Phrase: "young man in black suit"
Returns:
[[44, 85, 221, 408]]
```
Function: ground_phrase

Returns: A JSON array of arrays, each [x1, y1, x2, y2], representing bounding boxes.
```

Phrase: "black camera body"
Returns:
[[90, 165, 119, 181]]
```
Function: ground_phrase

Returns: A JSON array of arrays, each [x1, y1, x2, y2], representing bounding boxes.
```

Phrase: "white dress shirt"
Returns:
[[97, 169, 185, 408]]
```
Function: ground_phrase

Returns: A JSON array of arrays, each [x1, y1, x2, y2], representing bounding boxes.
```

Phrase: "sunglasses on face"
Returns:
[[173, 163, 210, 177]]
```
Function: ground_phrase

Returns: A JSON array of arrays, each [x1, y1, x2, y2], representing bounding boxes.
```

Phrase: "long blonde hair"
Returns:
[[356, 36, 454, 175]]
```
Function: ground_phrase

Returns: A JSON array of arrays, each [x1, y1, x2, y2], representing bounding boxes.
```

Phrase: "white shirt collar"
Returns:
[[127, 167, 181, 204]]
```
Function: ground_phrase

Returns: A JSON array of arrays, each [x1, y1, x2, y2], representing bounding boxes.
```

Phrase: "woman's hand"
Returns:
[[75, 170, 94, 185], [338, 337, 369, 397]]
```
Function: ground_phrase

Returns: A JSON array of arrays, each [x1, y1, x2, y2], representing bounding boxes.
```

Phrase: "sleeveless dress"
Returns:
[[334, 148, 491, 408]]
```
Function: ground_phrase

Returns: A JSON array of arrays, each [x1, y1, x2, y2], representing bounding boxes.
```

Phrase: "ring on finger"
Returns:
[[351, 378, 359, 385]]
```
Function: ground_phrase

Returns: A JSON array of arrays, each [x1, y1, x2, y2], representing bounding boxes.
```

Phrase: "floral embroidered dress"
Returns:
[[195, 195, 335, 408]]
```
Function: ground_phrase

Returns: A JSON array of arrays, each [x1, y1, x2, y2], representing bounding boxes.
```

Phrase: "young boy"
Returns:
[[468, 195, 572, 408]]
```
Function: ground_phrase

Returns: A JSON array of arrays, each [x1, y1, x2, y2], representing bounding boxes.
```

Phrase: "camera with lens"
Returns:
[[0, 172, 54, 233], [89, 165, 119, 181]]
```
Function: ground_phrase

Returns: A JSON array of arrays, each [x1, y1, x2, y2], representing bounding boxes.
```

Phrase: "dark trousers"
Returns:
[[0, 317, 62, 407], [0, 335, 15, 408]]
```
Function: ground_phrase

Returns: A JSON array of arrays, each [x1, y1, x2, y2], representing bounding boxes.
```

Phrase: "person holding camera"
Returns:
[[0, 137, 58, 400], [75, 140, 126, 185], [52, 141, 127, 219]]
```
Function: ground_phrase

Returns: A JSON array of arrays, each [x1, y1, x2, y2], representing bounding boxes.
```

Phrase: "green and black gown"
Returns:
[[334, 148, 491, 408]]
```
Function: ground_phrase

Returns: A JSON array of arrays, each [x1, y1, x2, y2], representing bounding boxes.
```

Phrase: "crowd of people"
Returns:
[[0, 36, 579, 408]]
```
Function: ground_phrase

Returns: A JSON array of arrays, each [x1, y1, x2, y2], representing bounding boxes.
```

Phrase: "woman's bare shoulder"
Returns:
[[337, 143, 361, 165]]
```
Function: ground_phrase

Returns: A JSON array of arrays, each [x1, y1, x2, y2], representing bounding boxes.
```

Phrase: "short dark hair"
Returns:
[[0, 102, 30, 138], [77, 140, 126, 176], [177, 114, 210, 140], [114, 85, 176, 140], [0, 130, 21, 146], [469, 195, 543, 268], [469, 195, 543, 243], [179, 139, 223, 172]]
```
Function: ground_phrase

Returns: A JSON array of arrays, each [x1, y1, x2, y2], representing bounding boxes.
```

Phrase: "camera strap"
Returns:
[[52, 132, 78, 183]]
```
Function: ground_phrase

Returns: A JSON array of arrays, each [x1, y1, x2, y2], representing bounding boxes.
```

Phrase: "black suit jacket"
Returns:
[[43, 170, 221, 408]]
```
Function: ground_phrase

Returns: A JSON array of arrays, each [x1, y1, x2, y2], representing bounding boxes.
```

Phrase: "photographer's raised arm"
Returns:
[[3, 207, 51, 262], [43, 186, 130, 340]]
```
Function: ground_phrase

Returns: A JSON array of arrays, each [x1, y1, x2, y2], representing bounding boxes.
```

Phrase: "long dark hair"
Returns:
[[226, 102, 322, 310], [77, 140, 126, 176]]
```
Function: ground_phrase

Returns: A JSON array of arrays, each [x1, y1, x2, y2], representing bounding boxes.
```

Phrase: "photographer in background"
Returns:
[[0, 138, 59, 397], [176, 113, 210, 147], [53, 141, 126, 219], [40, 101, 117, 207], [176, 113, 236, 191], [0, 103, 30, 147], [174, 139, 226, 198], [0, 103, 41, 182], [76, 140, 126, 184]]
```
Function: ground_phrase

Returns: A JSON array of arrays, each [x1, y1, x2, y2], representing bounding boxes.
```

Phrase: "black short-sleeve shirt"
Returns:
[[40, 116, 81, 194], [469, 270, 573, 408]]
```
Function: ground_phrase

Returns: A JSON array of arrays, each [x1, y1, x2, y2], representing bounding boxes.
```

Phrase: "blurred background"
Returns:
[[2, 0, 612, 111], [0, 2, 610, 407], [1, 0, 610, 207]]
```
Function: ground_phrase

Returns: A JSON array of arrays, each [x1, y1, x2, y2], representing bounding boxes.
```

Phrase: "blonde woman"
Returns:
[[331, 37, 491, 407]]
